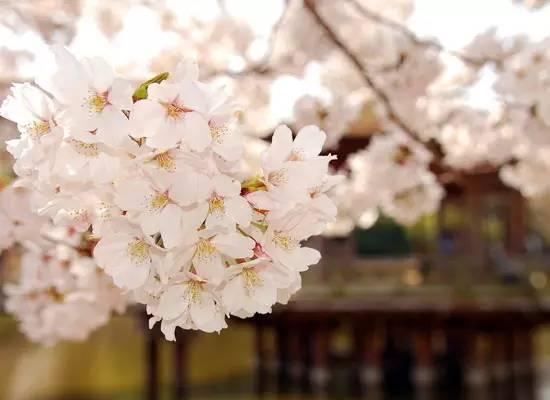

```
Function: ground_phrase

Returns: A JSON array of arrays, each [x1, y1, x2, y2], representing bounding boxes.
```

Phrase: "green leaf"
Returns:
[[132, 72, 170, 101]]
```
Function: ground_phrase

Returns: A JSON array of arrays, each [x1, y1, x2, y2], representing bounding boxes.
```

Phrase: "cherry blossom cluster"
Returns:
[[0, 46, 337, 340], [4, 1, 550, 247], [0, 184, 127, 346], [342, 130, 443, 230]]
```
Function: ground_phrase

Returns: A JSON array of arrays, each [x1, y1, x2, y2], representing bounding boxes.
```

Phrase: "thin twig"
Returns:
[[303, 0, 422, 141], [346, 0, 497, 67], [204, 0, 292, 79]]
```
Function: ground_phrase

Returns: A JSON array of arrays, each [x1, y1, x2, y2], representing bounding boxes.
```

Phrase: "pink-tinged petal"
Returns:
[[53, 143, 87, 175], [212, 232, 254, 259], [112, 262, 149, 290], [250, 284, 277, 310], [93, 236, 128, 265], [160, 318, 178, 341], [212, 174, 240, 197], [213, 132, 243, 161], [158, 286, 188, 320], [36, 45, 87, 104], [311, 193, 337, 218], [114, 180, 151, 210], [91, 153, 121, 184], [245, 191, 276, 211], [169, 60, 199, 82], [221, 277, 244, 313], [181, 203, 209, 235], [183, 112, 211, 152], [81, 56, 115, 92], [146, 125, 184, 148], [178, 81, 208, 112], [225, 196, 252, 227], [109, 78, 134, 110], [159, 204, 184, 249], [194, 251, 224, 284], [129, 100, 165, 138], [293, 125, 326, 158], [171, 171, 212, 206], [189, 292, 217, 327], [139, 212, 161, 235], [274, 246, 320, 272], [147, 82, 180, 103], [262, 125, 293, 170], [95, 106, 131, 147]]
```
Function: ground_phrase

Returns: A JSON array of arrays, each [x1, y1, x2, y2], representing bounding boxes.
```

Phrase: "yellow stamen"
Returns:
[[208, 195, 225, 215], [164, 103, 192, 120], [46, 287, 64, 302], [148, 192, 169, 212], [69, 139, 100, 157], [86, 91, 108, 114], [184, 280, 203, 303], [153, 152, 176, 172], [267, 169, 288, 186], [25, 120, 51, 140], [210, 124, 228, 143], [241, 267, 262, 289], [272, 231, 296, 250], [127, 239, 151, 264], [195, 238, 216, 261]]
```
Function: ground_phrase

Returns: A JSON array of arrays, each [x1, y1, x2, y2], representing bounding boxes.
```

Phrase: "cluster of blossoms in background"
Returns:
[[3, 0, 550, 234], [0, 185, 127, 345], [0, 46, 337, 342]]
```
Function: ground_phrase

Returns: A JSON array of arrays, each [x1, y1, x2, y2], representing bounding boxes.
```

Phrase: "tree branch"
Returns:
[[303, 0, 422, 141], [204, 0, 292, 79], [346, 0, 497, 67]]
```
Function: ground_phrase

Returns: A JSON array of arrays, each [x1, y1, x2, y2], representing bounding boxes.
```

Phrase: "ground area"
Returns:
[[1, 315, 549, 400]]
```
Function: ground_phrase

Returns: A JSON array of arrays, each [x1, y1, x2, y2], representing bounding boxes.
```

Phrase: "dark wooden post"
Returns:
[[174, 330, 187, 399], [311, 322, 330, 393], [413, 328, 435, 387], [506, 191, 525, 254], [254, 322, 268, 395], [275, 321, 291, 392], [144, 321, 160, 400]]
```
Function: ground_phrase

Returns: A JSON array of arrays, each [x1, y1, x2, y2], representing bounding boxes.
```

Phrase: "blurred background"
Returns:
[[3, 0, 550, 399]]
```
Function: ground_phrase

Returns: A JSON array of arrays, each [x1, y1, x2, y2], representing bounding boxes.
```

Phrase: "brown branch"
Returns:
[[203, 0, 292, 79], [303, 0, 422, 141], [346, 0, 498, 68]]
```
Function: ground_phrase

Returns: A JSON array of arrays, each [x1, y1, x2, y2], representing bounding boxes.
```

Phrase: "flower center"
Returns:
[[127, 239, 151, 264], [289, 150, 304, 161], [209, 124, 228, 143], [208, 195, 225, 215], [184, 280, 203, 303], [195, 238, 216, 261], [392, 145, 412, 165], [86, 91, 108, 114], [272, 231, 297, 250], [148, 192, 169, 212], [69, 139, 100, 158], [25, 120, 51, 140], [316, 104, 329, 122], [164, 102, 193, 120], [267, 169, 288, 186], [153, 152, 176, 172], [68, 208, 90, 225], [45, 286, 65, 303], [241, 267, 262, 289]]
